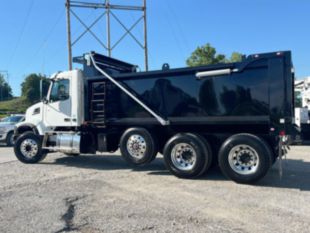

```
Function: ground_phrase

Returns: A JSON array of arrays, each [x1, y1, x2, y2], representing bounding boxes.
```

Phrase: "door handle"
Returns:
[[64, 118, 71, 122]]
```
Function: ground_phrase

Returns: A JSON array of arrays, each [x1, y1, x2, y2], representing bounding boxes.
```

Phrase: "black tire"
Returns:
[[218, 133, 273, 184], [120, 128, 158, 166], [163, 133, 212, 179], [6, 131, 14, 147], [148, 151, 158, 163], [195, 134, 213, 176], [14, 132, 47, 164]]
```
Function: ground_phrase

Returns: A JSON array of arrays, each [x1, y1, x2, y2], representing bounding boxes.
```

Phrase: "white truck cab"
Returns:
[[14, 70, 85, 158], [18, 70, 84, 132]]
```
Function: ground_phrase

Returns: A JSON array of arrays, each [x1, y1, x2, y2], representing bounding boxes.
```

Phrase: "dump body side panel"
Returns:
[[83, 52, 293, 136]]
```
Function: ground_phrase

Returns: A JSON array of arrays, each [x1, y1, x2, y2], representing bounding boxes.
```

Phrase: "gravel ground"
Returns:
[[0, 145, 310, 233]]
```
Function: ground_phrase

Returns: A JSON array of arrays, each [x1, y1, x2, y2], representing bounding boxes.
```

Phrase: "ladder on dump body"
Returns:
[[88, 53, 170, 126], [90, 82, 106, 127]]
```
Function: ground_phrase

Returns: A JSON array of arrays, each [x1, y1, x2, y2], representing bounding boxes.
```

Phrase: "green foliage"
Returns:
[[229, 52, 243, 63], [186, 43, 243, 67], [0, 97, 29, 114], [186, 43, 226, 67], [21, 74, 50, 104], [0, 74, 13, 101], [0, 73, 50, 115]]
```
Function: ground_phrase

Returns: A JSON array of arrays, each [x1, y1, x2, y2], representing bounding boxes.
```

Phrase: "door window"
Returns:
[[50, 79, 70, 102]]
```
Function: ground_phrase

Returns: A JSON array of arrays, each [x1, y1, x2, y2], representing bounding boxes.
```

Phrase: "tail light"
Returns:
[[279, 130, 286, 136]]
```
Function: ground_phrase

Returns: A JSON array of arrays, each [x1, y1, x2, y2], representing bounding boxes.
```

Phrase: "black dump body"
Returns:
[[75, 51, 294, 136]]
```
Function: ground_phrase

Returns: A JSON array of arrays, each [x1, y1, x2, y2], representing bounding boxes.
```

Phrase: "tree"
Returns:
[[186, 43, 243, 67], [229, 52, 243, 63], [21, 74, 50, 103], [186, 43, 226, 67], [0, 74, 13, 101]]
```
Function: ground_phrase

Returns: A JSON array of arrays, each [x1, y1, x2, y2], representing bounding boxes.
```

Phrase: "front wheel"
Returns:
[[218, 134, 273, 184], [14, 132, 47, 163]]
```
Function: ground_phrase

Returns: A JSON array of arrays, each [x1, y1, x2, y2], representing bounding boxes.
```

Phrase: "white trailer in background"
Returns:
[[295, 77, 310, 142]]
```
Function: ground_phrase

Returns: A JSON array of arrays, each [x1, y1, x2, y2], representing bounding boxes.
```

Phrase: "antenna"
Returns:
[[65, 0, 149, 71]]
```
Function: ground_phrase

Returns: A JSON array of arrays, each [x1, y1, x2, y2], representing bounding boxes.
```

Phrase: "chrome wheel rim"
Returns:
[[228, 144, 259, 175], [20, 139, 38, 158], [126, 134, 147, 158], [171, 143, 197, 171]]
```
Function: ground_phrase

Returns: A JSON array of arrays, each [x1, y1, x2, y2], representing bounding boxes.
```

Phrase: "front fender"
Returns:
[[14, 123, 40, 139]]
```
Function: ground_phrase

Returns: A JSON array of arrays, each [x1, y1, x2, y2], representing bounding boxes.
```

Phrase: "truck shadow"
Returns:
[[47, 155, 310, 191], [256, 159, 310, 191], [45, 154, 167, 173]]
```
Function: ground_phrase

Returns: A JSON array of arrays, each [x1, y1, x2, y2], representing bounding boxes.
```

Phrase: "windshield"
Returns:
[[1, 116, 24, 123], [50, 79, 70, 102]]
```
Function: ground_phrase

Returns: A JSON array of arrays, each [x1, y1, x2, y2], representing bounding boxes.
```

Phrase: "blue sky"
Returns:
[[0, 0, 309, 96]]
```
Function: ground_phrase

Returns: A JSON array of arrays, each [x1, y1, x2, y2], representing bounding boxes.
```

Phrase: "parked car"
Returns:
[[0, 114, 25, 146]]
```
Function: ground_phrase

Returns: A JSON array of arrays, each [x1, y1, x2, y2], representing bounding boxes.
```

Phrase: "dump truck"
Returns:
[[13, 51, 295, 184]]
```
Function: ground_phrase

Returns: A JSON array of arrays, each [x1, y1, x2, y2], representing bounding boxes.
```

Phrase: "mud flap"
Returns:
[[278, 136, 290, 178]]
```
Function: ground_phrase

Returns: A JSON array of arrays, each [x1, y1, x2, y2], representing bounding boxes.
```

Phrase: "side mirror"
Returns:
[[40, 78, 43, 100], [42, 97, 48, 104]]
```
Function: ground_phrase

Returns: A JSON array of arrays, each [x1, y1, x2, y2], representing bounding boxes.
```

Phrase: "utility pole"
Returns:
[[106, 0, 111, 57], [65, 0, 149, 71], [65, 0, 73, 70], [143, 0, 148, 71]]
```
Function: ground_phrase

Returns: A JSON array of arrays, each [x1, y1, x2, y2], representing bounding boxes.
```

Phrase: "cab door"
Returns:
[[44, 78, 72, 127]]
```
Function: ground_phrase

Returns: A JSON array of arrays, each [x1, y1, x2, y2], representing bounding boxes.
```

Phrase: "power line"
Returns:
[[32, 9, 66, 60], [25, 8, 97, 75], [43, 9, 98, 71], [166, 0, 190, 52], [162, 5, 184, 59], [7, 0, 35, 70], [17, 8, 66, 75], [19, 4, 98, 76]]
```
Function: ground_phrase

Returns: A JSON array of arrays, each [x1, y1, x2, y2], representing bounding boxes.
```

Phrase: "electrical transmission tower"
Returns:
[[65, 0, 149, 71]]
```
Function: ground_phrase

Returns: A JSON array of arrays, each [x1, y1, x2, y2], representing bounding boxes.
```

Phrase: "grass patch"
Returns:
[[0, 97, 30, 115]]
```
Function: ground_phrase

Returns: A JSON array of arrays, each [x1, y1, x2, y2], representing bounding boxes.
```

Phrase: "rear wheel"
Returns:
[[6, 131, 14, 147], [14, 132, 47, 163], [120, 128, 158, 166], [163, 133, 212, 178], [218, 134, 273, 184]]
